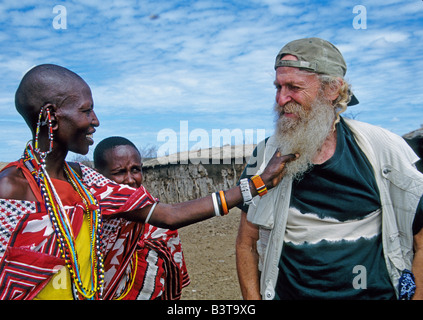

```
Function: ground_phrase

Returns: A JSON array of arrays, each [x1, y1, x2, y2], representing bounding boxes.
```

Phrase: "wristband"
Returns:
[[215, 192, 223, 216], [219, 190, 229, 215], [211, 192, 221, 216], [240, 178, 254, 205], [251, 175, 268, 196], [145, 202, 157, 224]]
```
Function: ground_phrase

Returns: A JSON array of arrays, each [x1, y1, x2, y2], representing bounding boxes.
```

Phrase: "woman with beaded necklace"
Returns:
[[0, 64, 296, 300]]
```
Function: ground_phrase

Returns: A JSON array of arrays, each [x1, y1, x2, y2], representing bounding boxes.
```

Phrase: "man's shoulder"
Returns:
[[343, 117, 391, 134], [343, 117, 404, 143], [343, 117, 419, 164]]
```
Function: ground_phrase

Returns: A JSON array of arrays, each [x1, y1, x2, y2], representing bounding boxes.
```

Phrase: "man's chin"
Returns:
[[277, 117, 303, 134]]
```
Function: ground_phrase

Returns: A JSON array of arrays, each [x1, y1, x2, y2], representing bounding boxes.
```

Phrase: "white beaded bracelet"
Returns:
[[240, 178, 254, 206]]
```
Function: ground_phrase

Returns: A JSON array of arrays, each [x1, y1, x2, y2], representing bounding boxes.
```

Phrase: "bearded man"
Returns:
[[235, 37, 423, 300]]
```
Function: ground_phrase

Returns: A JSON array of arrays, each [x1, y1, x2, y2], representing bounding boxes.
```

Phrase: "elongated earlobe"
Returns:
[[34, 104, 55, 162], [44, 103, 58, 131]]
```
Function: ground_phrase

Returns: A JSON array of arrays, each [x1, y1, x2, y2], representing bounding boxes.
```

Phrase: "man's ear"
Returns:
[[325, 77, 343, 103]]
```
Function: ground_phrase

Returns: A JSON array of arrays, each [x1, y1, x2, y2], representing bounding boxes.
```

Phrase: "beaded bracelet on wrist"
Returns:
[[251, 175, 268, 196]]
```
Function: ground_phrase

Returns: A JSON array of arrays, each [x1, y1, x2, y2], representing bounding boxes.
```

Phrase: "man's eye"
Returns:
[[288, 84, 300, 91]]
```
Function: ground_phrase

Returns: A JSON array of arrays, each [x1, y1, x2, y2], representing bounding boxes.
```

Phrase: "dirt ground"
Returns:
[[179, 208, 242, 300]]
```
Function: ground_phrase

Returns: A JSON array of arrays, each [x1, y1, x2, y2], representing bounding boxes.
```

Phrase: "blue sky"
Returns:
[[0, 0, 422, 162]]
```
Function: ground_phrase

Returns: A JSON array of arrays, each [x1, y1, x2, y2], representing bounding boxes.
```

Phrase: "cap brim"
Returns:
[[348, 94, 359, 106]]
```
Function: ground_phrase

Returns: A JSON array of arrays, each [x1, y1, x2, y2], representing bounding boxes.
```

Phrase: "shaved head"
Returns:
[[15, 64, 89, 134]]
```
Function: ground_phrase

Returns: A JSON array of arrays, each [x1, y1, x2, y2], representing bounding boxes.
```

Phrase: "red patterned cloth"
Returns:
[[122, 225, 190, 300], [0, 159, 189, 300]]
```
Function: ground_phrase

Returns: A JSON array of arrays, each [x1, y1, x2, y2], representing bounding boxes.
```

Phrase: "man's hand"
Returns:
[[260, 151, 298, 189]]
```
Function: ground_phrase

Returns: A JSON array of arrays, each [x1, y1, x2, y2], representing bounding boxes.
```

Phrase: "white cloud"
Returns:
[[0, 0, 422, 161]]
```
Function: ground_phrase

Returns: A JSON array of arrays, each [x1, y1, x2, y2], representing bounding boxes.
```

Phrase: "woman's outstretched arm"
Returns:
[[119, 151, 297, 229]]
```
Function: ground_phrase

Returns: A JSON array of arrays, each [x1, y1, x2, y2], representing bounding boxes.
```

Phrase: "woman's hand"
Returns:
[[260, 151, 298, 189]]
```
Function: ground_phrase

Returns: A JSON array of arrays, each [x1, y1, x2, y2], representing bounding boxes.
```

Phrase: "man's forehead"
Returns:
[[280, 54, 298, 61], [275, 67, 318, 82]]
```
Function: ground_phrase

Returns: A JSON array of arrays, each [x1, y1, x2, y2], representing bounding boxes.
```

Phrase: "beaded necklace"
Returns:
[[23, 144, 105, 300]]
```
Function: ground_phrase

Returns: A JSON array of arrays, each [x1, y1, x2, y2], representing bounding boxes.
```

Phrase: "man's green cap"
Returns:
[[275, 37, 358, 106]]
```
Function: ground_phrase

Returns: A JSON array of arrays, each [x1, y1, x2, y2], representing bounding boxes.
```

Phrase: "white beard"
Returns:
[[274, 96, 336, 180]]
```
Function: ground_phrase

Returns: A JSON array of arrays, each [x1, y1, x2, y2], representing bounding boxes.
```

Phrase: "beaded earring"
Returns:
[[34, 105, 54, 166]]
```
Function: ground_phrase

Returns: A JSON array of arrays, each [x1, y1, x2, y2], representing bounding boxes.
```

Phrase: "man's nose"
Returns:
[[276, 87, 292, 107]]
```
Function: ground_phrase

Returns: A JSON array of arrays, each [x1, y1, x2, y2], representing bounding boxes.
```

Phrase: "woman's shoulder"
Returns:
[[0, 165, 35, 201]]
